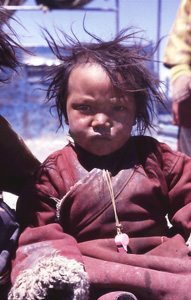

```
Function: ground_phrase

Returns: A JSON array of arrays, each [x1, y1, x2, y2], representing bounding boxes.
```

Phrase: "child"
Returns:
[[9, 29, 191, 300], [0, 8, 40, 299]]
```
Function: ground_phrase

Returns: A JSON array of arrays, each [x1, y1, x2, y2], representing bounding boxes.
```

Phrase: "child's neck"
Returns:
[[74, 139, 134, 174]]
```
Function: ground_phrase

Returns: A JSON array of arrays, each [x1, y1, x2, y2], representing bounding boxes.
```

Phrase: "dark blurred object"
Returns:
[[0, 8, 26, 77], [0, 0, 25, 6], [171, 74, 191, 128], [0, 196, 19, 300], [172, 98, 191, 128], [0, 0, 26, 18], [0, 115, 40, 195], [35, 0, 93, 9]]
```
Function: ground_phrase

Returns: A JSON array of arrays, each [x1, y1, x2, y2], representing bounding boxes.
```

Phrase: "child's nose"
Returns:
[[92, 113, 112, 128]]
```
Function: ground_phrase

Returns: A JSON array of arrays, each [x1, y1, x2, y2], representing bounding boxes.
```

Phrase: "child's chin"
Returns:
[[89, 148, 117, 157]]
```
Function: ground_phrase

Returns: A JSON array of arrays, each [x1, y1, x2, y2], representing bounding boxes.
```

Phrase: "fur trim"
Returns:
[[8, 255, 89, 300]]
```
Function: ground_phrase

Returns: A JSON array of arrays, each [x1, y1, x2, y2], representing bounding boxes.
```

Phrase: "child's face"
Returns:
[[66, 63, 136, 156]]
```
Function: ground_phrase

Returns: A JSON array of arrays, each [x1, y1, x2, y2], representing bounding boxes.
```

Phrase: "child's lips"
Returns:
[[92, 132, 112, 140]]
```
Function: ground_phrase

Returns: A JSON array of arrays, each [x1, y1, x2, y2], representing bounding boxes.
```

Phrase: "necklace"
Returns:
[[103, 169, 129, 253]]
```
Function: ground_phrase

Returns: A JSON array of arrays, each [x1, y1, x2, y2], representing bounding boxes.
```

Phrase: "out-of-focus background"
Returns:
[[1, 0, 180, 204]]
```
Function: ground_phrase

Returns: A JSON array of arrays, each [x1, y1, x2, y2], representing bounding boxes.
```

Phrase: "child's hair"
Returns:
[[44, 27, 164, 135], [0, 9, 22, 81]]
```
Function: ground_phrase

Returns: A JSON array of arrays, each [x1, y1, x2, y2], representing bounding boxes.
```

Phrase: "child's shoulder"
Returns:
[[42, 142, 75, 165], [131, 135, 188, 175], [132, 135, 179, 155], [131, 135, 186, 162]]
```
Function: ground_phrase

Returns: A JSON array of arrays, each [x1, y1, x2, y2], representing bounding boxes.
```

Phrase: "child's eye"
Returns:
[[74, 104, 91, 113], [113, 105, 127, 112]]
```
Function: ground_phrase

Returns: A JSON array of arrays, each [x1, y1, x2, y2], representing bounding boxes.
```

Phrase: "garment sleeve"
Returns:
[[9, 155, 89, 300], [163, 147, 191, 238]]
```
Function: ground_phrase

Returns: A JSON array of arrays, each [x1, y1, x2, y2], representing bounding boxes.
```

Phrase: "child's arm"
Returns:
[[9, 153, 89, 300], [83, 255, 191, 300], [163, 0, 191, 127], [164, 0, 191, 127], [163, 0, 191, 73], [165, 150, 191, 237]]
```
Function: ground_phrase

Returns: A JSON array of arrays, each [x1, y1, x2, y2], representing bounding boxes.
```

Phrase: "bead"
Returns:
[[114, 232, 129, 253]]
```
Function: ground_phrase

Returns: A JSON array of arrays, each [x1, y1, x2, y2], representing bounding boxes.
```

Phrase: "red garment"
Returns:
[[10, 136, 191, 300]]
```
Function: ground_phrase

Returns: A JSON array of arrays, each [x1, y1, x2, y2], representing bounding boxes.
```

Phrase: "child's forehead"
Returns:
[[71, 62, 123, 84], [74, 61, 104, 71], [69, 63, 134, 101], [69, 62, 112, 87]]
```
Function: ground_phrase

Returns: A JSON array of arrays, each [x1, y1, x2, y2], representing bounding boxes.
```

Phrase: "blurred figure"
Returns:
[[0, 8, 39, 299], [35, 0, 92, 9], [164, 0, 191, 156], [0, 9, 39, 195]]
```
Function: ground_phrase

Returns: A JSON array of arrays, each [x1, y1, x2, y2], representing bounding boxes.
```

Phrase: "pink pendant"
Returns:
[[115, 233, 129, 253]]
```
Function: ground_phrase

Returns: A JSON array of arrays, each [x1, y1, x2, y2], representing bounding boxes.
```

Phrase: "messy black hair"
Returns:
[[44, 27, 165, 135], [0, 8, 22, 81]]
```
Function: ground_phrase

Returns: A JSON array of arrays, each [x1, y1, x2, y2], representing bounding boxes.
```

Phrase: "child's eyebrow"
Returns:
[[110, 97, 126, 104], [110, 97, 117, 103]]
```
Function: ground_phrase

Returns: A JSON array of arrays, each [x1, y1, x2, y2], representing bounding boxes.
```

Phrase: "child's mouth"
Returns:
[[92, 132, 112, 140]]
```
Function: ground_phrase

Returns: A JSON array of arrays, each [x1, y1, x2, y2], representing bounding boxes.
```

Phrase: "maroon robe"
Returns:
[[9, 136, 191, 300]]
